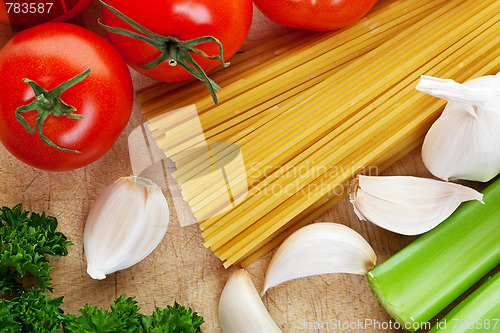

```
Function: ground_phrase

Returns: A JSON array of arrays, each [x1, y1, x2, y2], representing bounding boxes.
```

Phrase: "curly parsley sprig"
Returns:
[[63, 296, 204, 333], [0, 204, 204, 332], [0, 204, 73, 293]]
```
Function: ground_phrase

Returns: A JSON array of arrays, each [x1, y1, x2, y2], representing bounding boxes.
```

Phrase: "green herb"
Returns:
[[64, 296, 204, 333], [367, 179, 500, 332], [0, 204, 72, 292], [0, 204, 204, 332], [1, 291, 204, 333], [63, 294, 142, 333], [428, 270, 500, 332], [142, 302, 204, 333], [0, 266, 24, 295], [0, 289, 64, 333]]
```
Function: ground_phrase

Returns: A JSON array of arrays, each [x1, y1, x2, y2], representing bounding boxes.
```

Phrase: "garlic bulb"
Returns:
[[349, 175, 483, 235], [416, 73, 500, 182], [84, 176, 169, 279], [261, 223, 376, 296], [219, 269, 282, 333]]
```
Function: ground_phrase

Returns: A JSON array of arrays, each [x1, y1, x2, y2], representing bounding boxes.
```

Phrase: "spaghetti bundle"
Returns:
[[139, 0, 500, 267]]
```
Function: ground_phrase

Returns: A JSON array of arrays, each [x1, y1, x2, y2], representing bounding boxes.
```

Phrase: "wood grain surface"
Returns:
[[0, 2, 489, 332]]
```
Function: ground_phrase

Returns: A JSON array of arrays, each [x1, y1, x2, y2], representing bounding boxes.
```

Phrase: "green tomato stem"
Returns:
[[98, 0, 228, 105], [15, 69, 90, 154]]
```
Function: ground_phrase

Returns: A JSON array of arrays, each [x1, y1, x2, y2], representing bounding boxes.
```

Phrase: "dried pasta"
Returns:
[[139, 0, 500, 268]]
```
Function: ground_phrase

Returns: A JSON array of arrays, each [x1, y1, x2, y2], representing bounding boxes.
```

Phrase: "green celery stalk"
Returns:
[[367, 178, 500, 332], [428, 270, 500, 332]]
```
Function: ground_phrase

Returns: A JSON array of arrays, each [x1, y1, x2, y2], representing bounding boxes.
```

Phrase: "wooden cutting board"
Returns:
[[0, 2, 476, 332]]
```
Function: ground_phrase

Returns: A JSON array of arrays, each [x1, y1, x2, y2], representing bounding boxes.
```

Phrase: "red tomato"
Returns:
[[0, 22, 133, 171], [100, 0, 253, 83], [253, 0, 378, 31], [0, 0, 93, 28]]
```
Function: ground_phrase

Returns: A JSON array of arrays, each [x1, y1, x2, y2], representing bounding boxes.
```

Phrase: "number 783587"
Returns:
[[5, 2, 53, 14]]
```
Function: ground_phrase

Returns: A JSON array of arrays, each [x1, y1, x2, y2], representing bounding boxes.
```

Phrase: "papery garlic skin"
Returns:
[[417, 74, 500, 182], [84, 176, 169, 280], [219, 269, 282, 333], [350, 175, 483, 236], [261, 223, 376, 297]]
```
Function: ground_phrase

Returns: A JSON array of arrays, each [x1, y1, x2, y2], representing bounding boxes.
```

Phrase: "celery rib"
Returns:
[[428, 270, 500, 332], [367, 179, 500, 332]]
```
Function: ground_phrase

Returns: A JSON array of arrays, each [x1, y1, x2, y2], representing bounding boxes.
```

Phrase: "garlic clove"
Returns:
[[349, 175, 483, 236], [84, 176, 169, 280], [219, 269, 282, 333], [417, 74, 500, 182], [261, 223, 376, 297]]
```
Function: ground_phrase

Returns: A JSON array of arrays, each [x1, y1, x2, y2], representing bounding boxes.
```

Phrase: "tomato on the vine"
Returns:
[[0, 22, 133, 172], [253, 0, 378, 31], [0, 0, 93, 28], [100, 0, 253, 103]]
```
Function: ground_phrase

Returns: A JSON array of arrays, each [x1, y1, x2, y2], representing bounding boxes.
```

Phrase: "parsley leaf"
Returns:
[[63, 294, 142, 333], [0, 204, 73, 292], [64, 295, 204, 333], [143, 302, 204, 333], [0, 266, 24, 295], [0, 205, 204, 332], [0, 288, 64, 333]]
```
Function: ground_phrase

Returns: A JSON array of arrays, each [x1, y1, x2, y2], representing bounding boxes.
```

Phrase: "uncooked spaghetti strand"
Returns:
[[138, 29, 312, 106], [220, 35, 500, 265], [174, 0, 474, 195], [172, 0, 464, 205], [195, 0, 449, 132], [141, 31, 319, 118], [204, 13, 500, 251], [237, 44, 500, 265], [143, 0, 449, 122], [196, 0, 492, 231], [237, 132, 426, 268], [157, 0, 451, 156]]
